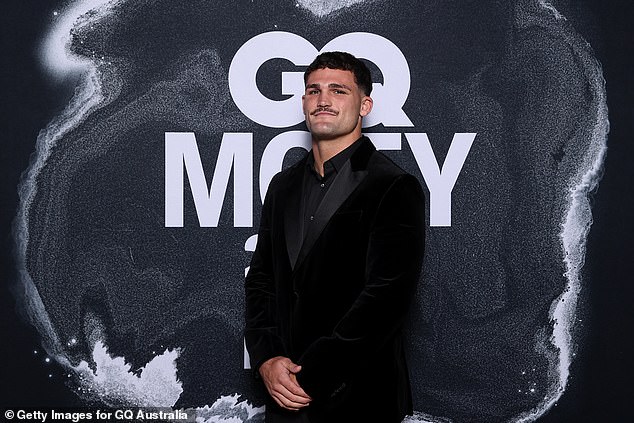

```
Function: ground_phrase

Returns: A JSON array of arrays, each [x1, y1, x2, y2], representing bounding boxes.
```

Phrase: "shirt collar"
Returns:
[[306, 136, 366, 175]]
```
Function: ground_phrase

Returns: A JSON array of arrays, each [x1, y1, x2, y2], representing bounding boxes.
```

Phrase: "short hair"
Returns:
[[304, 51, 373, 96]]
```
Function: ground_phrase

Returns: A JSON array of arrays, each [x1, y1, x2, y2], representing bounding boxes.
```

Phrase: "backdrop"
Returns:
[[2, 1, 632, 422]]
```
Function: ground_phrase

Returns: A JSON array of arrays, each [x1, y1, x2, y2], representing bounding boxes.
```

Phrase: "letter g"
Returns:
[[229, 32, 316, 128]]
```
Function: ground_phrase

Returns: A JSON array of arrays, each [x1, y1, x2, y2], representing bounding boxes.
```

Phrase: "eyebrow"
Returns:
[[305, 83, 353, 91]]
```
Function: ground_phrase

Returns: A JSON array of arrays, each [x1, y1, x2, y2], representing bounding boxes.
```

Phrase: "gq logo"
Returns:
[[165, 32, 475, 229], [228, 31, 412, 128]]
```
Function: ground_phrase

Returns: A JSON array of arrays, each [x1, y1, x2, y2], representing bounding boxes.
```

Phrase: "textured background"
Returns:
[[1, 0, 632, 421]]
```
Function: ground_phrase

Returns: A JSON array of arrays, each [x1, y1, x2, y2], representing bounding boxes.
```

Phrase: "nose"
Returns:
[[317, 91, 331, 107]]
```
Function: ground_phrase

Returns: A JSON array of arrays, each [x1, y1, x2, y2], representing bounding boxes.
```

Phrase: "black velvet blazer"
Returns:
[[245, 137, 426, 423]]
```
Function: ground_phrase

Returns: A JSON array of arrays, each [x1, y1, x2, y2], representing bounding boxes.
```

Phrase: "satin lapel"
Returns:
[[294, 159, 368, 271], [284, 166, 305, 270]]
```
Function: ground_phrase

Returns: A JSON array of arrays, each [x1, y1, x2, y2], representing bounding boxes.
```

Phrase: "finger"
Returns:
[[272, 361, 310, 399], [280, 358, 302, 374], [276, 378, 310, 400], [272, 391, 310, 410], [286, 374, 311, 399], [275, 383, 312, 405], [264, 378, 311, 404], [267, 380, 311, 405], [272, 394, 298, 410], [285, 383, 311, 400]]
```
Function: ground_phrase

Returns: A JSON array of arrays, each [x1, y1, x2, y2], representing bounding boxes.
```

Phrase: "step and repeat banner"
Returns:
[[4, 0, 628, 422]]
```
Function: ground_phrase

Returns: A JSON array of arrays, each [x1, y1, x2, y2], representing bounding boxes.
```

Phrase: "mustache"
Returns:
[[310, 107, 338, 116]]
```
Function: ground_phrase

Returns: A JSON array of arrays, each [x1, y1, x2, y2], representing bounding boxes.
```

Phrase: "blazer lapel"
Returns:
[[294, 158, 368, 271], [285, 137, 376, 271], [284, 163, 306, 270]]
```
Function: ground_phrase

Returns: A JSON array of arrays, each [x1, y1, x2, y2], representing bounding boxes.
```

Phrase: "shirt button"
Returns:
[[310, 215, 314, 221], [320, 183, 325, 188]]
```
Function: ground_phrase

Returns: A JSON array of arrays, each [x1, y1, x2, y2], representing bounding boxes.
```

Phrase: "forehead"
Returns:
[[305, 68, 357, 87]]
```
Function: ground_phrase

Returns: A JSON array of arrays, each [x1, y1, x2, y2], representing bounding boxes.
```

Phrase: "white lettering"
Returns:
[[166, 132, 476, 228], [164, 132, 253, 227], [229, 31, 412, 128], [244, 234, 258, 277], [365, 132, 402, 151], [229, 32, 314, 128], [259, 130, 311, 202], [322, 32, 412, 128], [406, 133, 476, 226]]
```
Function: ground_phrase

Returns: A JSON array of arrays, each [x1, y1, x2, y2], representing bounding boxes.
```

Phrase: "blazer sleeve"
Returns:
[[244, 174, 287, 372], [296, 174, 426, 399]]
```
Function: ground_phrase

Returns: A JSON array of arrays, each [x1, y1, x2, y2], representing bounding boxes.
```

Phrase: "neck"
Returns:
[[311, 133, 361, 176]]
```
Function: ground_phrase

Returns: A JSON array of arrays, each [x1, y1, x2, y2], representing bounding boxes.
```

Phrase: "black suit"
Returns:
[[245, 136, 426, 422]]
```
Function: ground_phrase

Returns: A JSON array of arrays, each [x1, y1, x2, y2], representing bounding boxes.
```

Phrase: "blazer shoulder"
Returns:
[[368, 149, 414, 179], [265, 155, 306, 196], [363, 151, 425, 204]]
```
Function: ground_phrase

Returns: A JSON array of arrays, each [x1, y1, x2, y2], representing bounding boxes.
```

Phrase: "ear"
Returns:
[[360, 96, 373, 117]]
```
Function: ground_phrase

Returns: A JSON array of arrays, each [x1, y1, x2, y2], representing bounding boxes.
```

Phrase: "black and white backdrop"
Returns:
[[1, 1, 632, 422]]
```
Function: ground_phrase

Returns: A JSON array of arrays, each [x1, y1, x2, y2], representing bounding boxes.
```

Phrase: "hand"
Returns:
[[259, 356, 312, 410]]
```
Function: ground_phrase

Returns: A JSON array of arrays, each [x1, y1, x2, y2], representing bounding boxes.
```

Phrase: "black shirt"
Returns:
[[301, 137, 365, 242]]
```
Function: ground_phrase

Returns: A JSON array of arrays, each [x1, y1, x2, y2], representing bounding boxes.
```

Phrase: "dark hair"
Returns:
[[304, 51, 373, 96]]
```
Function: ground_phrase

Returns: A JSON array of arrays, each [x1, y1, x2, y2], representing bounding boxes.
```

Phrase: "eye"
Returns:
[[334, 89, 347, 94], [307, 89, 319, 95]]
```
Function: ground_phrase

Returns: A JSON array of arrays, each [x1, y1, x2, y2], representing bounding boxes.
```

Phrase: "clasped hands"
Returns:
[[259, 356, 312, 410]]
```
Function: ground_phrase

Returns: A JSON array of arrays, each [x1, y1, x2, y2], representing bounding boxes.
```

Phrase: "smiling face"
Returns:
[[302, 68, 373, 145]]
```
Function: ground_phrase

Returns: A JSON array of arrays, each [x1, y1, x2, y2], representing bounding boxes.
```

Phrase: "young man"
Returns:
[[245, 51, 426, 422]]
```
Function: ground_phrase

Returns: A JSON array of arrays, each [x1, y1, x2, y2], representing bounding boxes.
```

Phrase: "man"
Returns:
[[245, 51, 425, 422]]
